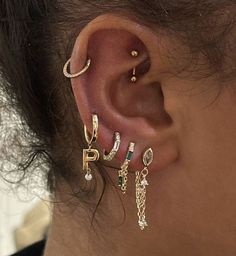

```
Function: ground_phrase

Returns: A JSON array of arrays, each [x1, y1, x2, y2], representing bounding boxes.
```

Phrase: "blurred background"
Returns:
[[0, 87, 51, 255], [0, 181, 50, 256]]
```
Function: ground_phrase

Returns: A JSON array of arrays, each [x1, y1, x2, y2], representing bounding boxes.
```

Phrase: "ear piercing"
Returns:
[[135, 148, 153, 230], [83, 114, 100, 181], [63, 57, 91, 78], [130, 50, 139, 83], [103, 132, 121, 161], [118, 142, 136, 194], [63, 50, 154, 230], [63, 50, 139, 82]]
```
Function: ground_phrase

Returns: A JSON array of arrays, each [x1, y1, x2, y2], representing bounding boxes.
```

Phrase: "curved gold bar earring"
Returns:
[[63, 57, 91, 78], [103, 132, 121, 161], [83, 114, 100, 181], [130, 50, 139, 83]]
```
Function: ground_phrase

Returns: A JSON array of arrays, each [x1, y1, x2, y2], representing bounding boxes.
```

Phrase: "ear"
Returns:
[[69, 13, 179, 172]]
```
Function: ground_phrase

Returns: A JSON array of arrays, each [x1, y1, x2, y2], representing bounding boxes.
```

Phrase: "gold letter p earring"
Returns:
[[83, 114, 100, 181]]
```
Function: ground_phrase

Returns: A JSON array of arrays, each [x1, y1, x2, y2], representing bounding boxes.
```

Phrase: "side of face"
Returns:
[[67, 13, 236, 254]]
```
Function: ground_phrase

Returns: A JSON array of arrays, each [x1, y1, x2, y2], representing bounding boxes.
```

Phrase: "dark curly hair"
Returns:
[[0, 0, 235, 211]]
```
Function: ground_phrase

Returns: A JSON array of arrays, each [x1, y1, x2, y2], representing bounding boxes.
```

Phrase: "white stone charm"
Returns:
[[85, 173, 93, 181], [141, 178, 149, 186], [143, 148, 153, 166], [138, 219, 148, 230]]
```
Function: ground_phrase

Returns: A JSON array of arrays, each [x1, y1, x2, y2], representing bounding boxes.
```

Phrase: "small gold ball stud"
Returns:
[[131, 76, 137, 83], [131, 50, 139, 57]]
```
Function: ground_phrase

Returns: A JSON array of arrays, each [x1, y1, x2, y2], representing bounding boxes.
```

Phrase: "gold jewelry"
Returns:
[[130, 50, 139, 83], [103, 132, 121, 161], [135, 147, 153, 230], [63, 57, 91, 78], [118, 142, 135, 194], [83, 114, 100, 181]]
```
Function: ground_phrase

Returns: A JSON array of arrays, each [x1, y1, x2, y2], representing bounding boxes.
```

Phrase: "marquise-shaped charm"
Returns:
[[143, 148, 153, 167]]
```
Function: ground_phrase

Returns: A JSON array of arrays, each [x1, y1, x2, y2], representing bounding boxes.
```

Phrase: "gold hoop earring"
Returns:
[[83, 114, 100, 181], [118, 142, 136, 194], [135, 147, 153, 230], [63, 57, 91, 78], [103, 132, 121, 161]]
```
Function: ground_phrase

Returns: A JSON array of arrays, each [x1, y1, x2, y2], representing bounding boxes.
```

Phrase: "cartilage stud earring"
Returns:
[[130, 50, 139, 83]]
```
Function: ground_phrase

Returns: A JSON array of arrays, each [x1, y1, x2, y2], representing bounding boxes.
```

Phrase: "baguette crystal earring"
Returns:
[[130, 50, 139, 83], [135, 147, 153, 230], [118, 142, 136, 194], [63, 57, 91, 78], [103, 132, 121, 161], [83, 114, 100, 181]]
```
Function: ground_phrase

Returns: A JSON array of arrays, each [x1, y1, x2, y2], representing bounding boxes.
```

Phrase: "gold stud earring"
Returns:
[[103, 132, 121, 161], [135, 147, 153, 230], [118, 142, 136, 194], [63, 57, 91, 78], [83, 114, 100, 181], [130, 50, 139, 83]]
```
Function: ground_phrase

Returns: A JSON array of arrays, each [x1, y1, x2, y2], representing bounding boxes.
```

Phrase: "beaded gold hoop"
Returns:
[[63, 57, 91, 78]]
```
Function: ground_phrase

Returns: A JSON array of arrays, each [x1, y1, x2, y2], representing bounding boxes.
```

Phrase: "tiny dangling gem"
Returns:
[[118, 175, 123, 187], [85, 173, 93, 181], [141, 178, 149, 186], [138, 219, 148, 230]]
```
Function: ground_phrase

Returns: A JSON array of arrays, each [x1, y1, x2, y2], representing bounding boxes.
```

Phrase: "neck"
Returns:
[[44, 171, 151, 256]]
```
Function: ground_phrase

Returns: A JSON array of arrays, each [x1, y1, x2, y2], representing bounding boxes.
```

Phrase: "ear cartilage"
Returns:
[[130, 50, 139, 83]]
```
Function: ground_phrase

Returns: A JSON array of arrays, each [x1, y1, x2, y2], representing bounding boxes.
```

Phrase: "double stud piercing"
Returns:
[[63, 50, 153, 230]]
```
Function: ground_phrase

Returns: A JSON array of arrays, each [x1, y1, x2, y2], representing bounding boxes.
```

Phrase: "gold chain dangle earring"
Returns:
[[130, 50, 139, 83], [118, 142, 136, 194], [103, 132, 121, 161], [135, 147, 153, 230], [83, 114, 100, 181]]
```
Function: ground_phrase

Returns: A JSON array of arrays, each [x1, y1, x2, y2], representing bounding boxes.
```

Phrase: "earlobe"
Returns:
[[67, 13, 178, 172]]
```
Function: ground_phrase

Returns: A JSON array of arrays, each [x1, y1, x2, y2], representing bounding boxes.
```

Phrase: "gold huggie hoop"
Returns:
[[84, 114, 99, 145], [103, 132, 121, 161], [63, 57, 91, 78]]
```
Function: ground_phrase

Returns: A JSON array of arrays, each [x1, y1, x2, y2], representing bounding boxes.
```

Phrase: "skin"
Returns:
[[44, 14, 236, 256]]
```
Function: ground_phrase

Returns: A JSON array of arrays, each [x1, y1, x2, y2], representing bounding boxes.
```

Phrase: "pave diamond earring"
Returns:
[[103, 132, 121, 161]]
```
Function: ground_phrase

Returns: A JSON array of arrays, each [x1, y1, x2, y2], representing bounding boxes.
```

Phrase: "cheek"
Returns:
[[153, 79, 236, 249], [178, 84, 236, 243]]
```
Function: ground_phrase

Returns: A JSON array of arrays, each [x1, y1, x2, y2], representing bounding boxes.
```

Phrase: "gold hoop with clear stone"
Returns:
[[103, 132, 121, 161]]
